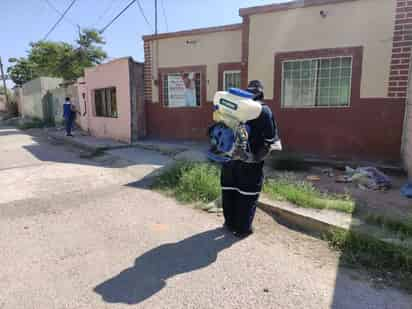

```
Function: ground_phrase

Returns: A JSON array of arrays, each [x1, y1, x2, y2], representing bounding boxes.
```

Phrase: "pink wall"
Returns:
[[76, 78, 88, 132], [78, 58, 132, 143]]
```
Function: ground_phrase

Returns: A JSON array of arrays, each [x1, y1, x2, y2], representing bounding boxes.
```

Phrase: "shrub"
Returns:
[[152, 161, 220, 203]]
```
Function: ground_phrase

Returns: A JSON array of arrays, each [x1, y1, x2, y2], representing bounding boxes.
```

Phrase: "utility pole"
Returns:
[[155, 0, 158, 35], [0, 57, 9, 106]]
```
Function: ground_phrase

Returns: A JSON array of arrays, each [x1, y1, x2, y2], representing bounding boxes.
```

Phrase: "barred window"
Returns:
[[223, 70, 241, 91], [282, 56, 352, 108], [94, 87, 118, 117]]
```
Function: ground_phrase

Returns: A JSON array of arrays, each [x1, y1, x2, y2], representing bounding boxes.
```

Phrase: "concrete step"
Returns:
[[258, 196, 412, 250]]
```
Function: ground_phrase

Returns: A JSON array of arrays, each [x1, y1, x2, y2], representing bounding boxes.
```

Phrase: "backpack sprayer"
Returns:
[[208, 88, 262, 163]]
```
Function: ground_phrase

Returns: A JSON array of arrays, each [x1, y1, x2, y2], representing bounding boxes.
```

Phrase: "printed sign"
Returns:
[[168, 73, 197, 107]]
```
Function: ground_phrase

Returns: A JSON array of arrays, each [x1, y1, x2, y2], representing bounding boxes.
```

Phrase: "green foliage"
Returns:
[[0, 86, 12, 98], [152, 161, 221, 203], [324, 229, 412, 292], [7, 58, 37, 86], [270, 152, 308, 171], [365, 214, 412, 239], [7, 29, 107, 85], [263, 178, 355, 213]]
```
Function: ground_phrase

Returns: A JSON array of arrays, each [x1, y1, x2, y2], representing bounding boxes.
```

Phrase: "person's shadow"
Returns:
[[94, 227, 238, 305]]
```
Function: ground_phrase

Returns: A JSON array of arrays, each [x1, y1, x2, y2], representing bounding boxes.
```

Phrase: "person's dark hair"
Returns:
[[246, 80, 264, 101], [65, 97, 71, 101]]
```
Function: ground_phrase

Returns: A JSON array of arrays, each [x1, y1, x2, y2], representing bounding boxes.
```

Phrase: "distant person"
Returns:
[[63, 97, 76, 137]]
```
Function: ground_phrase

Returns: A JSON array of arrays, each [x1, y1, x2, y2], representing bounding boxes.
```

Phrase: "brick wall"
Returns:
[[144, 41, 153, 103], [388, 0, 412, 98]]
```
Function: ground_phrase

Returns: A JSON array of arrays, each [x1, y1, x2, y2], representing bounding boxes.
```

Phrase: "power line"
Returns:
[[160, 0, 168, 32], [99, 0, 137, 34], [43, 0, 78, 40], [137, 0, 153, 31], [91, 0, 122, 28], [155, 0, 158, 35], [41, 0, 79, 28]]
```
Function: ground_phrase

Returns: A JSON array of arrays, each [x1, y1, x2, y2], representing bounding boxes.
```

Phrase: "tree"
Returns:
[[7, 58, 37, 86], [66, 29, 107, 79], [0, 86, 12, 96], [7, 29, 107, 85]]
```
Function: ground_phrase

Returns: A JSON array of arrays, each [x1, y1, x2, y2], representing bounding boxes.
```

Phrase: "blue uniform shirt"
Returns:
[[63, 102, 72, 120], [246, 103, 279, 156]]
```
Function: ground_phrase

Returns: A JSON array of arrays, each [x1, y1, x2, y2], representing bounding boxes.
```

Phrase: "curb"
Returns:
[[257, 200, 340, 237], [257, 198, 412, 250]]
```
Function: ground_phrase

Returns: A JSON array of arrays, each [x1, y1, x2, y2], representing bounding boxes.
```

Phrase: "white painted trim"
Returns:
[[223, 70, 241, 91], [222, 186, 260, 196]]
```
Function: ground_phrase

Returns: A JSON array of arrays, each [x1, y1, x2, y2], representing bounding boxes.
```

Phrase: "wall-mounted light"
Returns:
[[186, 39, 198, 45], [320, 10, 327, 18]]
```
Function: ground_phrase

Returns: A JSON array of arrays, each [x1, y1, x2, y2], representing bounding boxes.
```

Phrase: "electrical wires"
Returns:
[[43, 0, 78, 40]]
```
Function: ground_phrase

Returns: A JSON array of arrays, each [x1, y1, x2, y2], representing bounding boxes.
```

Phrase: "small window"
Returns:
[[94, 87, 118, 117], [223, 70, 241, 91], [282, 56, 352, 108], [162, 72, 201, 107]]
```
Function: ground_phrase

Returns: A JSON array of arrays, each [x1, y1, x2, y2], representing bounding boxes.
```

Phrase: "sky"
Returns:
[[1, 0, 289, 87]]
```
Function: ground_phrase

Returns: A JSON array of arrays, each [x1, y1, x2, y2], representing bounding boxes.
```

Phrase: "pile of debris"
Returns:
[[401, 183, 412, 198], [336, 166, 392, 191]]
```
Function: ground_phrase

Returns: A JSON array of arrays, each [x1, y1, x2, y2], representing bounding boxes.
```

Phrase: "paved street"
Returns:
[[0, 125, 411, 309]]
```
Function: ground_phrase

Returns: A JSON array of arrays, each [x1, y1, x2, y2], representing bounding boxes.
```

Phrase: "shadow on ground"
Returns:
[[94, 227, 237, 305], [2, 126, 171, 170]]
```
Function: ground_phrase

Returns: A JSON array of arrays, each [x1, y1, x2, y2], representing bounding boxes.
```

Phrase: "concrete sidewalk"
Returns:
[[47, 128, 130, 153], [47, 128, 209, 161]]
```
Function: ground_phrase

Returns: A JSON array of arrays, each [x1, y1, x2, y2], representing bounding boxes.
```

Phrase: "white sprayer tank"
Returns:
[[213, 89, 262, 129]]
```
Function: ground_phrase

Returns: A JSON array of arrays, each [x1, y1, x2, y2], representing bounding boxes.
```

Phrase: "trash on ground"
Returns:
[[322, 168, 335, 177], [401, 183, 412, 198], [306, 175, 321, 181], [335, 175, 351, 183], [344, 166, 392, 190]]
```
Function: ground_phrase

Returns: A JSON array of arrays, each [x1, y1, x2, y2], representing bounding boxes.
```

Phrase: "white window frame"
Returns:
[[223, 70, 241, 91], [281, 56, 353, 109]]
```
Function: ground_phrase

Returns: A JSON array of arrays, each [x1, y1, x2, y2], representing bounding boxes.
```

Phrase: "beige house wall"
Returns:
[[48, 84, 78, 124], [248, 0, 395, 100], [21, 77, 63, 120], [149, 29, 242, 102]]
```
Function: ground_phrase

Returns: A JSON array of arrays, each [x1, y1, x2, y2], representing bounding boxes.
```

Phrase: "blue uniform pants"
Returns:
[[65, 115, 74, 135], [221, 160, 264, 233]]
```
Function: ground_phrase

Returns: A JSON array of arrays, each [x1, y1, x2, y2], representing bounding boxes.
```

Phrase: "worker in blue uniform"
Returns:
[[221, 80, 280, 238], [63, 97, 75, 137]]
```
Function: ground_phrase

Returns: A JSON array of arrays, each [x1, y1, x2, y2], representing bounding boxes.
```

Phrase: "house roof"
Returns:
[[142, 23, 242, 41], [239, 0, 358, 17]]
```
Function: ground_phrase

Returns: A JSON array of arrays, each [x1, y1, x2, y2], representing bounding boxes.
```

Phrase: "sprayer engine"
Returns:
[[208, 88, 262, 163]]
